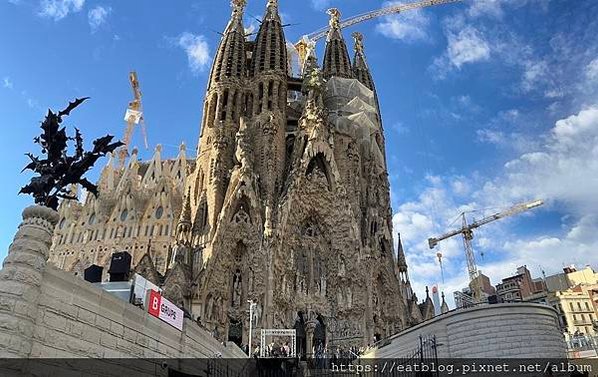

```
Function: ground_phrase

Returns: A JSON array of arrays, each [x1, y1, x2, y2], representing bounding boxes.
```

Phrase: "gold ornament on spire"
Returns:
[[267, 0, 278, 8], [352, 31, 364, 54], [327, 8, 341, 29]]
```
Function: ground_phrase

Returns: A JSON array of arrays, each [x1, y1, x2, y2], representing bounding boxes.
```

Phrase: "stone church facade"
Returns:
[[50, 145, 191, 279], [49, 0, 433, 351]]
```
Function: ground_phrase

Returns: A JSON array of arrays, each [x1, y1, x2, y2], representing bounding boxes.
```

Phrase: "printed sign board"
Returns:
[[131, 273, 161, 309], [124, 108, 142, 124], [147, 290, 184, 331]]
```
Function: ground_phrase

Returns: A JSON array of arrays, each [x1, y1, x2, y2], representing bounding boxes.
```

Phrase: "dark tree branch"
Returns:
[[19, 98, 124, 210]]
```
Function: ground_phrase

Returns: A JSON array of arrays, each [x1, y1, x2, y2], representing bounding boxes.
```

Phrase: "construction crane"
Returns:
[[294, 0, 462, 67], [118, 71, 149, 168], [428, 199, 544, 303]]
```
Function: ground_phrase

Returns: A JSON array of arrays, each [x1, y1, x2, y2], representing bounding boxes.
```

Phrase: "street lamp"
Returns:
[[248, 300, 257, 356]]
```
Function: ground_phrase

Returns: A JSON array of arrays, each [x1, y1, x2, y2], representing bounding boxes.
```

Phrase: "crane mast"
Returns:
[[428, 199, 544, 303], [117, 71, 149, 168], [294, 0, 462, 66]]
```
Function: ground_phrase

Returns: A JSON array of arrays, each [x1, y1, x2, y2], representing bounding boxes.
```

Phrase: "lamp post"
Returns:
[[248, 300, 257, 356]]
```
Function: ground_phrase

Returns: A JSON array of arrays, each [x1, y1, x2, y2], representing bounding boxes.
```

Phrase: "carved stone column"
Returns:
[[0, 205, 59, 357], [305, 319, 317, 359]]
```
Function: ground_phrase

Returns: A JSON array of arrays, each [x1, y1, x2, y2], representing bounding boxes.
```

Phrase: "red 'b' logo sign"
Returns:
[[148, 290, 162, 318]]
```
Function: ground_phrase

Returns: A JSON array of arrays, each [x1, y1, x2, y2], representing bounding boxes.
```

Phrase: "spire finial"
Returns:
[[425, 286, 430, 298], [352, 31, 364, 54], [231, 0, 246, 12], [267, 0, 278, 8], [327, 8, 341, 30]]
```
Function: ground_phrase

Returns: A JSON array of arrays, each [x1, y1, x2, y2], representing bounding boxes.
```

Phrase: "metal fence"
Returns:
[[567, 335, 598, 358]]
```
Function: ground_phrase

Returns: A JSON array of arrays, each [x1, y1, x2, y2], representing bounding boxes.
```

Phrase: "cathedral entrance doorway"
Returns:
[[228, 319, 243, 348], [294, 312, 306, 358], [313, 314, 326, 356]]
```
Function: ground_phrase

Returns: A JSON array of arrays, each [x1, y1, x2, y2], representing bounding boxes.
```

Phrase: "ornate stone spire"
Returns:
[[250, 0, 287, 76], [397, 232, 407, 272], [232, 0, 246, 12], [176, 188, 192, 245], [351, 32, 375, 91], [420, 286, 435, 320], [323, 8, 353, 79], [441, 292, 449, 314], [207, 0, 247, 87]]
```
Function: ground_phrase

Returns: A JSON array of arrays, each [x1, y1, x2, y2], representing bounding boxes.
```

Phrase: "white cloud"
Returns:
[[310, 0, 331, 11], [88, 5, 111, 32], [39, 0, 84, 21], [2, 77, 13, 89], [446, 26, 490, 68], [177, 32, 211, 74], [27, 98, 38, 108], [521, 59, 548, 92], [244, 19, 259, 35], [376, 1, 430, 43], [430, 25, 490, 78], [394, 106, 598, 307], [586, 58, 598, 81], [467, 0, 504, 19]]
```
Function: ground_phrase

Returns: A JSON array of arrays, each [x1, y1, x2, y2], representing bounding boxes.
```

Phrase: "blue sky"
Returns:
[[1, 0, 597, 304]]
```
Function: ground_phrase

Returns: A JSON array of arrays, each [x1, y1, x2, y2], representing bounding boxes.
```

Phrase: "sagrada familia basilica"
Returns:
[[49, 0, 435, 349]]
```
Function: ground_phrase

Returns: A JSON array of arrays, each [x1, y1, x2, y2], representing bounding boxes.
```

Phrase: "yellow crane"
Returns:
[[428, 199, 544, 304], [294, 0, 462, 68], [118, 71, 149, 168]]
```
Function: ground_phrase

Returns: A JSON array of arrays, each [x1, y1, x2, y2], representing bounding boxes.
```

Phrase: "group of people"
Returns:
[[242, 342, 292, 358], [240, 342, 373, 360]]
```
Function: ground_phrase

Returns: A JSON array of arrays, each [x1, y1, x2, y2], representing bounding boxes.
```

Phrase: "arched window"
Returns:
[[155, 206, 164, 219]]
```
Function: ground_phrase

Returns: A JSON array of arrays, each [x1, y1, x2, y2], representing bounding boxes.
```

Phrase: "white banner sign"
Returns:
[[148, 290, 184, 331]]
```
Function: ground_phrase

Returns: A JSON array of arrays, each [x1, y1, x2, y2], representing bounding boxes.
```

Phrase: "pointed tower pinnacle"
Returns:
[[250, 0, 287, 77], [441, 292, 449, 314], [397, 233, 408, 272], [207, 0, 247, 88], [323, 8, 353, 79], [351, 32, 375, 91]]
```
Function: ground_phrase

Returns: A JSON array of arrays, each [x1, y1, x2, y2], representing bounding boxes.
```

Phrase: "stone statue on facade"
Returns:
[[232, 270, 242, 307]]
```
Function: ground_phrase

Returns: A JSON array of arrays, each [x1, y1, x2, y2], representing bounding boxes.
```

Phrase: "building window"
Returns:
[[120, 209, 129, 222], [89, 213, 96, 225], [155, 206, 164, 219], [570, 302, 574, 311], [59, 218, 66, 229]]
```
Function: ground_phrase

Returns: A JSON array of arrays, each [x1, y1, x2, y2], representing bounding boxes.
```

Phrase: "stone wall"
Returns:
[[0, 205, 246, 377], [30, 267, 246, 359], [364, 303, 567, 358]]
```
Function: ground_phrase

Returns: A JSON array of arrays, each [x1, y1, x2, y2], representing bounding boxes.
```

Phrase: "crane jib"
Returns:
[[304, 0, 462, 42]]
